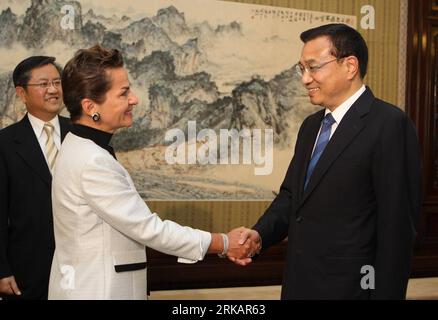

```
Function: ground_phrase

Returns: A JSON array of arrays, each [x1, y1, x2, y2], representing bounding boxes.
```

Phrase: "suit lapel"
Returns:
[[297, 87, 375, 210], [14, 114, 51, 186], [296, 110, 325, 202]]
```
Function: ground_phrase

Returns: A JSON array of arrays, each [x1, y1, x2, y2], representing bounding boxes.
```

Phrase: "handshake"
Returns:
[[213, 227, 261, 266]]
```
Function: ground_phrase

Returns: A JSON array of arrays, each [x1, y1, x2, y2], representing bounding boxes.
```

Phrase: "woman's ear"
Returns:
[[80, 98, 96, 117]]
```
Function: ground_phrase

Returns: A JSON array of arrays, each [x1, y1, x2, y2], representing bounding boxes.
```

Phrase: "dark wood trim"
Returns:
[[407, 0, 438, 276], [147, 241, 287, 291]]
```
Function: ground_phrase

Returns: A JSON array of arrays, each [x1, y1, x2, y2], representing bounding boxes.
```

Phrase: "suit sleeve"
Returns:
[[80, 154, 211, 262], [371, 113, 421, 299], [252, 117, 309, 251], [0, 148, 12, 278]]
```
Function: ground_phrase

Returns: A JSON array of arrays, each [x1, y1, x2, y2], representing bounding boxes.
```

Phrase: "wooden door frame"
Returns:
[[406, 0, 438, 277]]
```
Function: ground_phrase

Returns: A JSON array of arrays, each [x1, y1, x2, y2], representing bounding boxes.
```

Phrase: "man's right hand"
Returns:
[[0, 276, 21, 295], [227, 227, 262, 266]]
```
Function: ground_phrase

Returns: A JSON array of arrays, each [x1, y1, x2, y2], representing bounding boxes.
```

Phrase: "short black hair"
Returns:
[[12, 56, 62, 87], [300, 23, 368, 78]]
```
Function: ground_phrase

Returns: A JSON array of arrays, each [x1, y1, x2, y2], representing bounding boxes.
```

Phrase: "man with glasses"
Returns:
[[238, 24, 421, 299], [0, 56, 71, 299]]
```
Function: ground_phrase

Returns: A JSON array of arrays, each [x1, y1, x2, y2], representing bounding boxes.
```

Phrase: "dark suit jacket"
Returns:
[[0, 114, 71, 299], [253, 87, 422, 300]]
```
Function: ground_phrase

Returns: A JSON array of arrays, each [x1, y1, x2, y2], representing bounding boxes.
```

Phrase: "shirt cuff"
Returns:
[[177, 230, 212, 264]]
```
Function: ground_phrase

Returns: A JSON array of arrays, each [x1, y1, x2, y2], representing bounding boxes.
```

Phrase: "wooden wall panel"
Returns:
[[404, 0, 438, 277]]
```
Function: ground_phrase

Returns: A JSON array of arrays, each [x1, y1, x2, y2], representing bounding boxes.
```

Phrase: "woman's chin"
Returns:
[[123, 120, 133, 128], [119, 117, 133, 128]]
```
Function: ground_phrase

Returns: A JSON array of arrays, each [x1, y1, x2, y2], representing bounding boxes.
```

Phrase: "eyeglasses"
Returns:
[[24, 79, 62, 89], [295, 58, 344, 77]]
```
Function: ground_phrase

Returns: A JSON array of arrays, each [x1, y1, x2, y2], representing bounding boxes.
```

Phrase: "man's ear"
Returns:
[[15, 86, 27, 105], [80, 98, 97, 117], [345, 56, 360, 80]]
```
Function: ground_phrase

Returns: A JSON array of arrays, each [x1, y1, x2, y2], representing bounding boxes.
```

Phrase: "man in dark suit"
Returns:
[[237, 24, 422, 299], [0, 56, 71, 299]]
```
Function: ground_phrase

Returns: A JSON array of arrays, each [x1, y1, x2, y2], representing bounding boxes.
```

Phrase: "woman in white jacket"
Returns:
[[48, 45, 258, 300]]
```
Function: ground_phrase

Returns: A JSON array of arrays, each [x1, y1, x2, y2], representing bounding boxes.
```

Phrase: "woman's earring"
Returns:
[[92, 112, 100, 122]]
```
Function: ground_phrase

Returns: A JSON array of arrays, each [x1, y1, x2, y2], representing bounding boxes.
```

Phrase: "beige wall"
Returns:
[[148, 200, 271, 234], [149, 0, 405, 232]]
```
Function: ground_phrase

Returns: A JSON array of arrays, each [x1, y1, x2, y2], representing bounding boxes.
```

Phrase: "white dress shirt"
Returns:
[[311, 85, 366, 155], [27, 112, 61, 167]]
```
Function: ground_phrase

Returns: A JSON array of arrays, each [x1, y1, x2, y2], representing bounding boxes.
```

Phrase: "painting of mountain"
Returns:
[[0, 0, 356, 200]]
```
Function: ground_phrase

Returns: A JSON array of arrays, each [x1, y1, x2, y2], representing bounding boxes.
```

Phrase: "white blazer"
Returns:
[[48, 132, 211, 300]]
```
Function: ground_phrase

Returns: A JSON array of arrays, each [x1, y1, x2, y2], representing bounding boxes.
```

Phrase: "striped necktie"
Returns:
[[304, 113, 336, 191], [43, 122, 58, 173]]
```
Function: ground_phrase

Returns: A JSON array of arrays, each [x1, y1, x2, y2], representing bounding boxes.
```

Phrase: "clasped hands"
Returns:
[[225, 227, 261, 266]]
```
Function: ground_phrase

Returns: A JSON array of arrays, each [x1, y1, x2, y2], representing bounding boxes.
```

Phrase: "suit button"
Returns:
[[296, 216, 303, 223]]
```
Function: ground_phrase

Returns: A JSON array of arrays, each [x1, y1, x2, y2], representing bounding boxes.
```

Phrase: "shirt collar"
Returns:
[[325, 85, 366, 124], [71, 124, 116, 159], [27, 112, 60, 139]]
